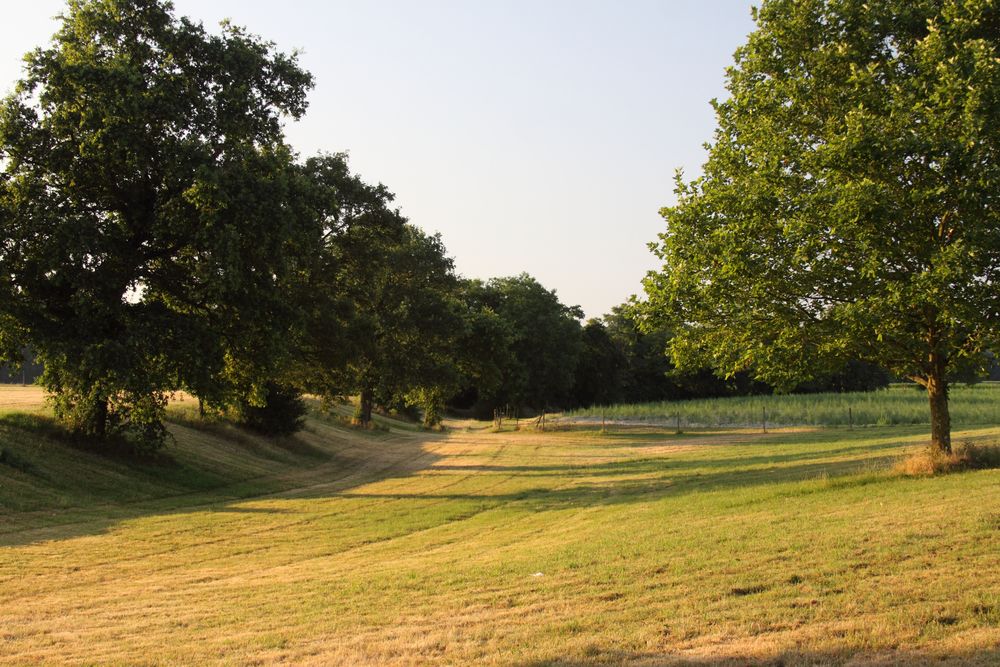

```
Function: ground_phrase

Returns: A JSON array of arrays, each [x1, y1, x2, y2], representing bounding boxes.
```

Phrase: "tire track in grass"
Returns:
[[199, 440, 548, 585], [130, 436, 518, 573], [0, 420, 407, 537], [10, 435, 514, 604], [0, 432, 442, 565], [208, 437, 658, 588], [2, 425, 719, 563], [277, 463, 996, 662], [4, 430, 790, 661], [5, 429, 701, 628], [302, 432, 719, 582], [0, 428, 448, 600]]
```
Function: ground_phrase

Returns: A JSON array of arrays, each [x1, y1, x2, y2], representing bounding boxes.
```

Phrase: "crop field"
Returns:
[[0, 386, 998, 665], [568, 383, 1000, 429]]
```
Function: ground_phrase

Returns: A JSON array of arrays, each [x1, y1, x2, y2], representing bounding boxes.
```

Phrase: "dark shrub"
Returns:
[[236, 383, 307, 436]]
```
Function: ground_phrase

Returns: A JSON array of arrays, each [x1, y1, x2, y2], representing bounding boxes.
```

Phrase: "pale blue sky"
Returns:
[[0, 1, 757, 318]]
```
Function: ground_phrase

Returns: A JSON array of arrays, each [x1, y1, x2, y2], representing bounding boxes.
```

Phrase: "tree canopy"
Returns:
[[0, 0, 315, 446], [642, 0, 1000, 452], [463, 274, 583, 411], [287, 152, 466, 428]]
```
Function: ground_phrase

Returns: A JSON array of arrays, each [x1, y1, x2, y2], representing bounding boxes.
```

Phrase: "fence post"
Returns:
[[762, 406, 767, 433], [849, 406, 853, 430], [675, 412, 682, 435]]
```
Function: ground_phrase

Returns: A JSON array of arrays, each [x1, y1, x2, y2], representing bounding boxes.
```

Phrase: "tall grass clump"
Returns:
[[896, 441, 1000, 476]]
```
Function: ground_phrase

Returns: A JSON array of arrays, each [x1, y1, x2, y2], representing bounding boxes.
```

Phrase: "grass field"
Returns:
[[1, 386, 998, 665], [568, 383, 1000, 428]]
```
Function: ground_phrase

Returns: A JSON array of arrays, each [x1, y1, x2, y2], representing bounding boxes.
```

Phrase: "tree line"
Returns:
[[0, 0, 606, 448], [7, 0, 983, 454], [0, 0, 893, 451]]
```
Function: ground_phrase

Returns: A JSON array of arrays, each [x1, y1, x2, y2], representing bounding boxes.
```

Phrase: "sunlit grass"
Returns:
[[0, 386, 998, 665]]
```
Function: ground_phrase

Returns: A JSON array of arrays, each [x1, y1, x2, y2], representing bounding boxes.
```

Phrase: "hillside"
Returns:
[[1, 387, 998, 665]]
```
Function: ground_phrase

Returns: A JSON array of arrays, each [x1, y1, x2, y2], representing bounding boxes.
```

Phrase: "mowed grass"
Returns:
[[569, 382, 1000, 428], [0, 387, 998, 665]]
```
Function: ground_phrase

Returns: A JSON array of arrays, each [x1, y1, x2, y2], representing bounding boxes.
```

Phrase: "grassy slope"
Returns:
[[0, 387, 998, 665]]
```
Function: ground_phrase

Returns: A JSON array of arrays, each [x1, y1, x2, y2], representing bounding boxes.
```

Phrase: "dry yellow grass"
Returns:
[[896, 441, 1000, 476], [0, 385, 47, 412], [0, 387, 998, 665]]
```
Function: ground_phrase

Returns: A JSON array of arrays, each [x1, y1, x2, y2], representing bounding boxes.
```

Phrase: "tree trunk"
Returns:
[[926, 374, 952, 454], [422, 390, 443, 429], [93, 395, 109, 441], [358, 387, 374, 427]]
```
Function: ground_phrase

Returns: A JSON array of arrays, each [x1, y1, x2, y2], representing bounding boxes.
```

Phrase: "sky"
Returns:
[[0, 1, 757, 319]]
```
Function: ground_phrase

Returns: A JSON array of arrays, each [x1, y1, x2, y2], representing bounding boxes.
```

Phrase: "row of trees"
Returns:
[[0, 0, 696, 446], [7, 0, 974, 454], [570, 308, 890, 411], [447, 290, 890, 419], [301, 0, 993, 463], [0, 0, 482, 448]]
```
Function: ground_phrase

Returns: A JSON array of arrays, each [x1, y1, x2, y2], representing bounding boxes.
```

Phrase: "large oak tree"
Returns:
[[643, 0, 1000, 452], [0, 0, 315, 447]]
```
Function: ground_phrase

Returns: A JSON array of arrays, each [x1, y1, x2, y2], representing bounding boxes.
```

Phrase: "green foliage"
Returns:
[[295, 157, 464, 426], [643, 0, 1000, 451], [463, 274, 583, 410], [794, 360, 891, 394], [571, 319, 626, 407], [409, 386, 446, 429], [340, 224, 461, 425], [0, 0, 315, 448], [233, 382, 307, 436], [47, 382, 168, 452], [603, 303, 677, 403], [452, 281, 514, 398], [602, 302, 771, 403], [291, 153, 390, 403]]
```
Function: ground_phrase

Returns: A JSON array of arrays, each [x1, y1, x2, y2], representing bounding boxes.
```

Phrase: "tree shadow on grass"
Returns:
[[2, 414, 993, 666], [0, 416, 949, 549], [0, 410, 445, 548], [323, 453, 897, 514], [299, 429, 928, 521], [422, 439, 906, 478]]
